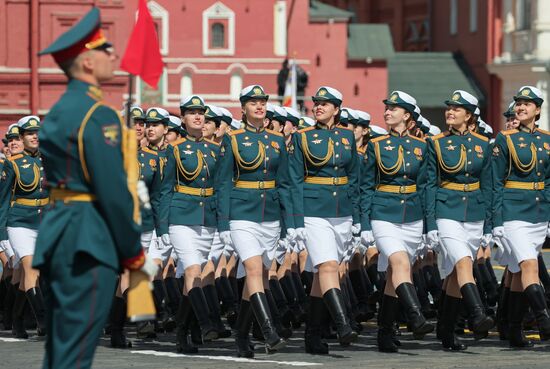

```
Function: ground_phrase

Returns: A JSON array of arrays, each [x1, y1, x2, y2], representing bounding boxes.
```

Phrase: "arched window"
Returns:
[[211, 23, 225, 48]]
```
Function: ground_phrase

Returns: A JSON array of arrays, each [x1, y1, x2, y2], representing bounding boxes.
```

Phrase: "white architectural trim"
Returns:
[[274, 1, 287, 56], [147, 1, 169, 56], [163, 57, 310, 64], [450, 0, 457, 35], [469, 0, 477, 33], [168, 63, 279, 75], [202, 2, 235, 56], [0, 109, 31, 114]]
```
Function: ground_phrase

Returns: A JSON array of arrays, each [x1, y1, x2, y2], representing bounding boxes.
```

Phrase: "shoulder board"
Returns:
[[8, 154, 23, 162], [336, 124, 353, 131], [371, 135, 389, 143], [431, 132, 449, 141], [501, 129, 518, 136], [169, 138, 187, 147], [204, 138, 220, 146], [408, 135, 426, 143], [298, 126, 315, 133], [536, 128, 550, 136], [0, 158, 4, 164], [228, 129, 245, 136], [266, 129, 283, 137], [470, 131, 489, 142], [141, 147, 158, 156], [357, 147, 366, 155]]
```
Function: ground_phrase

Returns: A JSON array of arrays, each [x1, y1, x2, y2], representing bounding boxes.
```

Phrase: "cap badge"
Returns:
[[253, 87, 262, 95], [521, 89, 531, 96], [192, 98, 201, 105], [29, 119, 38, 127], [149, 111, 158, 118], [452, 93, 460, 101], [390, 93, 398, 102], [318, 89, 327, 96], [132, 109, 141, 117]]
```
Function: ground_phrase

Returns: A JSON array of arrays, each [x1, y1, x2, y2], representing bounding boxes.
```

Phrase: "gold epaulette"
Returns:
[[8, 154, 23, 162], [337, 124, 353, 131], [228, 129, 245, 136], [536, 128, 550, 136], [298, 126, 315, 133], [371, 135, 389, 143], [408, 135, 426, 143], [204, 138, 221, 146], [141, 147, 158, 155], [470, 131, 489, 142], [170, 138, 187, 147], [431, 132, 449, 141], [501, 129, 518, 136], [357, 147, 366, 155], [266, 129, 283, 137]]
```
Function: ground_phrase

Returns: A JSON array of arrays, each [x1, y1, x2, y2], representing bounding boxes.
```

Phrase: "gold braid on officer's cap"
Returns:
[[434, 140, 466, 174], [374, 142, 404, 176], [506, 135, 537, 173]]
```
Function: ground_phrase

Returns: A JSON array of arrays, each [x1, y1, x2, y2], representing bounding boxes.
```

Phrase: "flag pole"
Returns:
[[125, 74, 134, 128]]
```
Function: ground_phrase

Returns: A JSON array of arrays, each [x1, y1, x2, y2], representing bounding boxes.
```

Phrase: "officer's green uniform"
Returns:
[[139, 146, 161, 235], [144, 108, 169, 179], [425, 128, 492, 234], [33, 8, 143, 369]]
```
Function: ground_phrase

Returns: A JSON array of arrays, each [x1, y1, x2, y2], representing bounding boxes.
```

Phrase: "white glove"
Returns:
[[286, 228, 296, 243], [137, 180, 151, 210], [492, 226, 505, 238], [351, 223, 361, 235], [296, 227, 307, 242], [160, 234, 171, 248], [220, 231, 233, 247], [140, 255, 160, 278], [480, 233, 493, 249], [427, 230, 440, 246], [361, 230, 375, 246]]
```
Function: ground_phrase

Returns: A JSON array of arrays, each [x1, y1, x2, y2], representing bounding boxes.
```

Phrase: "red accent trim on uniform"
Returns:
[[53, 28, 106, 64], [122, 249, 145, 270]]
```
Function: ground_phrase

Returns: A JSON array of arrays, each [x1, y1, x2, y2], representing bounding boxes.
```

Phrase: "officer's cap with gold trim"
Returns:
[[339, 109, 349, 125], [428, 124, 441, 136], [474, 107, 480, 117], [370, 124, 388, 138], [5, 124, 20, 139], [39, 8, 112, 65], [205, 105, 223, 124], [130, 106, 145, 121], [418, 115, 431, 134], [168, 115, 183, 133], [230, 119, 242, 130], [239, 85, 269, 104], [17, 115, 41, 132], [272, 105, 288, 124], [266, 103, 276, 120], [312, 86, 343, 106], [346, 108, 359, 125], [218, 107, 233, 125], [383, 90, 417, 114], [503, 101, 515, 118], [180, 95, 207, 114], [412, 105, 422, 123], [355, 110, 371, 127], [145, 107, 169, 124], [478, 119, 493, 138], [514, 85, 543, 106], [298, 116, 315, 129], [284, 107, 301, 126], [444, 90, 478, 113]]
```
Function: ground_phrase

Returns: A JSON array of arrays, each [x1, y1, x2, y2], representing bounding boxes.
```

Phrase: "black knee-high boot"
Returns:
[[524, 283, 550, 338], [413, 270, 435, 319], [12, 289, 28, 339], [25, 287, 46, 336], [176, 295, 198, 353], [163, 277, 181, 331], [265, 289, 292, 339], [538, 254, 550, 294], [301, 271, 314, 295], [395, 282, 434, 336], [292, 272, 308, 312], [249, 292, 286, 353], [496, 287, 510, 340], [477, 261, 498, 307], [460, 283, 494, 337], [2, 279, 15, 330], [216, 276, 237, 323], [188, 287, 218, 342], [234, 300, 254, 358], [203, 284, 231, 338], [279, 275, 302, 328], [349, 269, 374, 322], [269, 278, 292, 329], [436, 290, 446, 340], [110, 296, 130, 348], [440, 295, 467, 351], [322, 288, 357, 346], [508, 291, 533, 348], [305, 296, 329, 355], [377, 294, 398, 353], [341, 277, 362, 333]]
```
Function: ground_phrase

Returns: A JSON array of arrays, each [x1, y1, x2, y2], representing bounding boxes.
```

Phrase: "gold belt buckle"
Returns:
[[258, 181, 265, 190], [333, 177, 338, 185], [534, 182, 540, 190], [399, 186, 406, 194], [200, 188, 206, 197], [464, 184, 470, 191]]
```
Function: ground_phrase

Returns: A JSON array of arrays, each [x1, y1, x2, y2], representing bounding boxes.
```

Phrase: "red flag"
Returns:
[[120, 0, 163, 88]]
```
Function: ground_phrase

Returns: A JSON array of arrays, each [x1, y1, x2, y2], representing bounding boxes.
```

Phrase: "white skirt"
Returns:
[[169, 225, 215, 271], [372, 220, 423, 272], [503, 221, 547, 274], [148, 236, 173, 264], [7, 227, 37, 265], [437, 219, 484, 278], [304, 216, 352, 268], [492, 237, 512, 267], [208, 231, 225, 267], [231, 220, 280, 278]]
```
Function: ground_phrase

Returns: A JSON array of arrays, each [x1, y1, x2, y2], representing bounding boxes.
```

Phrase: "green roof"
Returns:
[[388, 52, 484, 108], [309, 0, 354, 22], [347, 24, 395, 61]]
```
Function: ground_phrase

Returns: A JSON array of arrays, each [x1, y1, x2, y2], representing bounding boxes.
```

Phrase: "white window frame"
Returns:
[[147, 1, 169, 56], [470, 0, 478, 33], [180, 73, 193, 97], [450, 0, 457, 35], [203, 2, 235, 56]]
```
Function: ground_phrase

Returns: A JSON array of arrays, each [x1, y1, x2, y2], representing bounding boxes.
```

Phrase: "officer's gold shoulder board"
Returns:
[[408, 135, 426, 143], [8, 153, 23, 162], [370, 134, 389, 143], [337, 124, 354, 131], [536, 128, 550, 136], [501, 129, 519, 136], [470, 131, 489, 142], [431, 132, 447, 141], [357, 147, 366, 155], [228, 129, 245, 136], [141, 147, 158, 156], [298, 126, 315, 133], [169, 137, 187, 147], [266, 129, 283, 137], [204, 138, 221, 146]]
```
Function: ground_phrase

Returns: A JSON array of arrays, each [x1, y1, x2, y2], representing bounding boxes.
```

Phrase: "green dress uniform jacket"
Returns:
[[138, 147, 161, 234], [360, 131, 427, 231], [159, 136, 220, 234], [425, 129, 493, 234], [0, 150, 49, 239], [288, 124, 360, 228], [492, 125, 550, 227], [215, 125, 293, 232]]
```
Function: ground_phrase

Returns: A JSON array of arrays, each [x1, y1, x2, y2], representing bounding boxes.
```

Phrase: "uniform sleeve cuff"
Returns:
[[122, 249, 145, 270]]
